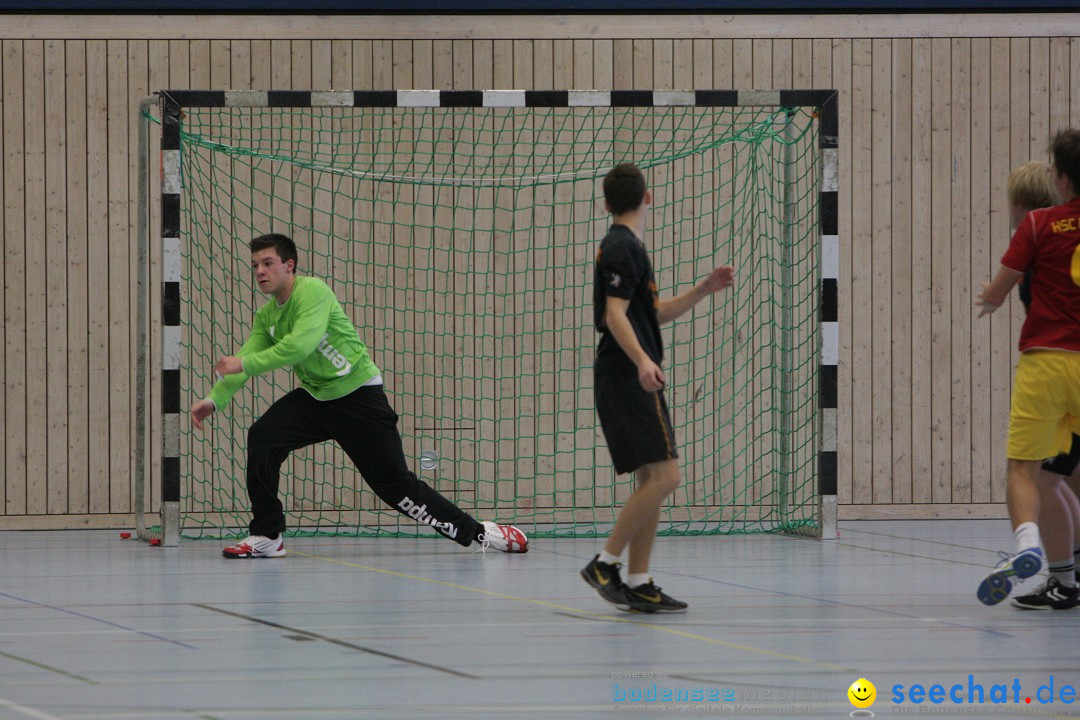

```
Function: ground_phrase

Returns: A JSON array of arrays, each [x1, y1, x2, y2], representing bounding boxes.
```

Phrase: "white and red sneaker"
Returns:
[[478, 521, 528, 553], [222, 535, 286, 559]]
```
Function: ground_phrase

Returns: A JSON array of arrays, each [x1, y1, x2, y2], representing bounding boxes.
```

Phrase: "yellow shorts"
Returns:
[[1007, 350, 1080, 461]]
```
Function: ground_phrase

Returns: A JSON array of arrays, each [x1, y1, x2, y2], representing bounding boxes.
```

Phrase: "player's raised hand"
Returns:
[[214, 355, 243, 377], [699, 264, 735, 294]]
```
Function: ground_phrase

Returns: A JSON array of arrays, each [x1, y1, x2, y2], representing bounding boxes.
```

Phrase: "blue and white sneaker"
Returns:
[[977, 547, 1043, 605]]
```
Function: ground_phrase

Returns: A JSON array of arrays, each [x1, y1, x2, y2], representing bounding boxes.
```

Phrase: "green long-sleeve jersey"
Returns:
[[208, 276, 381, 409]]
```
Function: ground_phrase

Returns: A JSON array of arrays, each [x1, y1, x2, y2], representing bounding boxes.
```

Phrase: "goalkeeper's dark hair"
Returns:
[[603, 163, 647, 215], [250, 233, 298, 272], [1051, 129, 1080, 194]]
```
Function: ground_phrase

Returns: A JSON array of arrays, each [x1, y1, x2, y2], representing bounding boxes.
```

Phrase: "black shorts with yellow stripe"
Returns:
[[595, 371, 678, 475]]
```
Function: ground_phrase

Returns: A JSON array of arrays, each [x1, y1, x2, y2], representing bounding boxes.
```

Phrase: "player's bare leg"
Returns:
[[607, 459, 687, 613], [603, 459, 678, 562], [978, 459, 1044, 605]]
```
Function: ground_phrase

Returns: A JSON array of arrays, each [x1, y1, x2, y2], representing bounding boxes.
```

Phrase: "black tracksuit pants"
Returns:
[[245, 384, 478, 546]]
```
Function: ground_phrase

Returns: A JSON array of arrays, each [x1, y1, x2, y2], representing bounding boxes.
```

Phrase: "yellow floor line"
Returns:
[[290, 549, 853, 673]]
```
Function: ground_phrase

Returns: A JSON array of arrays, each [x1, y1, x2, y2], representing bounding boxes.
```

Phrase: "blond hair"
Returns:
[[1007, 162, 1056, 211]]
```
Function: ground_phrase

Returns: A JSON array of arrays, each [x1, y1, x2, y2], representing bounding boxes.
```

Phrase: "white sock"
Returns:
[[599, 550, 621, 566], [1049, 561, 1078, 588], [1014, 522, 1041, 552], [624, 573, 650, 589]]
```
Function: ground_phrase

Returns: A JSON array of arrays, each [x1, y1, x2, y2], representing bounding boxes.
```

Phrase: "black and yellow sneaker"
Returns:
[[624, 580, 688, 613], [581, 555, 631, 610]]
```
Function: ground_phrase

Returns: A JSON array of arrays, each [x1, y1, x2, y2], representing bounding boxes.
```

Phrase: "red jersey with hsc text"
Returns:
[[1001, 195, 1080, 353]]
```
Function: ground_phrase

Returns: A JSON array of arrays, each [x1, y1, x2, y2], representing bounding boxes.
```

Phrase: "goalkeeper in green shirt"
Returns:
[[190, 233, 528, 558]]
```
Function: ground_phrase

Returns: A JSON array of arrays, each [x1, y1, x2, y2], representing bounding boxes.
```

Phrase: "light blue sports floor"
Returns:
[[0, 520, 1078, 720]]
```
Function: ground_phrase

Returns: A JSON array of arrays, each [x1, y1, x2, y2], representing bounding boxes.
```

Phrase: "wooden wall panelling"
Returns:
[[107, 40, 131, 514], [987, 36, 1012, 504], [65, 39, 89, 515], [981, 37, 1050, 503], [489, 40, 509, 89], [871, 38, 894, 504], [890, 38, 913, 505], [331, 39, 351, 90], [45, 40, 68, 514], [6, 22, 1080, 525], [773, 38, 792, 89], [0, 42, 5, 514], [1048, 38, 1070, 137], [791, 38, 811, 88], [928, 37, 952, 504], [1029, 38, 1050, 160], [849, 38, 872, 505], [968, 38, 993, 505], [351, 40, 371, 91], [126, 39, 149, 517], [950, 38, 973, 505], [1, 13, 1077, 42], [467, 40, 489, 89], [24, 39, 47, 517], [731, 39, 752, 90], [1072, 38, 1080, 127], [3, 40, 24, 515], [85, 40, 109, 514]]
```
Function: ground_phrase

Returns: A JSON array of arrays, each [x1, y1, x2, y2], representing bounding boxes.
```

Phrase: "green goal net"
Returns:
[[173, 94, 823, 539]]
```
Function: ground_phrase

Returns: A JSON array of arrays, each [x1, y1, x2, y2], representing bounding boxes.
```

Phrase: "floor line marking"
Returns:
[[0, 696, 66, 720], [193, 603, 479, 679], [290, 549, 853, 672], [841, 526, 997, 554], [539, 547, 1014, 639], [0, 650, 97, 685], [0, 591, 196, 649]]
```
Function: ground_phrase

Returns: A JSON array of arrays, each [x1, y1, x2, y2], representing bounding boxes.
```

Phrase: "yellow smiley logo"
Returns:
[[848, 678, 876, 709]]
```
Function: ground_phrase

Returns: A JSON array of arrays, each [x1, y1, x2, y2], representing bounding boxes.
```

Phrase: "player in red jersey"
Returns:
[[975, 131, 1080, 606]]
